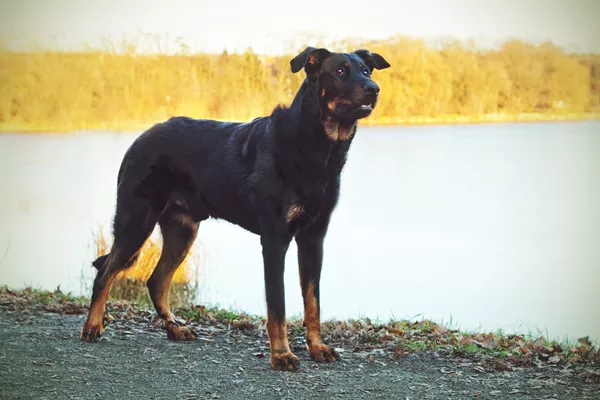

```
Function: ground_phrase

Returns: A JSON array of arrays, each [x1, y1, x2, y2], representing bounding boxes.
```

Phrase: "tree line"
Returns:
[[1, 36, 599, 131]]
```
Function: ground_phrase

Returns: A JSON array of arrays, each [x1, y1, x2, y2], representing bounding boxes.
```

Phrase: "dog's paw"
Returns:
[[270, 350, 300, 372], [164, 321, 197, 342], [80, 322, 104, 343], [308, 343, 341, 363]]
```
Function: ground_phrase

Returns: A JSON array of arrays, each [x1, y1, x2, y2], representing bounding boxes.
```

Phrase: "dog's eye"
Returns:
[[335, 67, 345, 76], [362, 68, 370, 76]]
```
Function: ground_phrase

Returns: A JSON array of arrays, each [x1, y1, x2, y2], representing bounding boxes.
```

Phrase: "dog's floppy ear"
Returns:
[[290, 46, 332, 78], [353, 49, 391, 71]]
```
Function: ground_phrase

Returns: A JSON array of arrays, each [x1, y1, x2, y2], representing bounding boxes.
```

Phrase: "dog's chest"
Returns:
[[290, 153, 334, 196], [274, 136, 350, 227], [283, 158, 340, 224], [284, 191, 327, 228]]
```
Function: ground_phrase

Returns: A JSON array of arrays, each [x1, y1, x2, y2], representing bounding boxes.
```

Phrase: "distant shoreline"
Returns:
[[1, 113, 598, 134], [3, 39, 600, 135]]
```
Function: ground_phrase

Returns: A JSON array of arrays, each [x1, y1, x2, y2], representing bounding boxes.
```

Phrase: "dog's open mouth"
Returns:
[[357, 102, 373, 111], [335, 99, 373, 114]]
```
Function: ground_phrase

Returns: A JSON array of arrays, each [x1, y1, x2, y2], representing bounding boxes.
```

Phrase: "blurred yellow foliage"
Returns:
[[1, 36, 599, 131], [94, 228, 195, 285]]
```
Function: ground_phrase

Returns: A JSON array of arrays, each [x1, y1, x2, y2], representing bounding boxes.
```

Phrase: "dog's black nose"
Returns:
[[364, 82, 380, 96]]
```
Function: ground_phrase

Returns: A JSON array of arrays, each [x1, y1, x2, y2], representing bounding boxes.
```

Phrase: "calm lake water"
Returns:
[[1, 121, 599, 343]]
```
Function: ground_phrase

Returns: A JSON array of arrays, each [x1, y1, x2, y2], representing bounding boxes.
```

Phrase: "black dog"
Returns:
[[81, 46, 390, 371]]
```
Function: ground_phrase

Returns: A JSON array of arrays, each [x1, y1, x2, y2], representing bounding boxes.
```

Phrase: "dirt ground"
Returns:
[[1, 310, 599, 400]]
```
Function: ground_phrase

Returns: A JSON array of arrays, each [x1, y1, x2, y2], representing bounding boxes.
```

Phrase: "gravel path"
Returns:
[[1, 310, 599, 400]]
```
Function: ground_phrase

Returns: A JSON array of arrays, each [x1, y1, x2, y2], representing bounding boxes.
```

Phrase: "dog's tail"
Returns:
[[92, 254, 109, 271]]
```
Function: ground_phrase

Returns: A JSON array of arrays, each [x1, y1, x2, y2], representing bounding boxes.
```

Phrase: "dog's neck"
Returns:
[[270, 79, 356, 194], [290, 80, 357, 142], [322, 117, 357, 142]]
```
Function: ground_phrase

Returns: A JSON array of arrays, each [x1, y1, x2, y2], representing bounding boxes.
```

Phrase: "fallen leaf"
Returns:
[[433, 325, 449, 336], [548, 355, 561, 364], [459, 337, 475, 346], [518, 346, 532, 355], [578, 336, 590, 346], [534, 337, 546, 349]]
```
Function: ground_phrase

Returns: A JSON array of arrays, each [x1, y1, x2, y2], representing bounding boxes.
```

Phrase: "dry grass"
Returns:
[[93, 226, 199, 306], [1, 36, 599, 132]]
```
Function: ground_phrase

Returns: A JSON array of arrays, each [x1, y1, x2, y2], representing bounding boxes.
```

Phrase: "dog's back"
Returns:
[[116, 115, 274, 233]]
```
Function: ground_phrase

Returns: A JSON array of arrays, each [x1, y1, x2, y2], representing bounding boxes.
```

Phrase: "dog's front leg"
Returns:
[[261, 233, 299, 371], [296, 230, 341, 363]]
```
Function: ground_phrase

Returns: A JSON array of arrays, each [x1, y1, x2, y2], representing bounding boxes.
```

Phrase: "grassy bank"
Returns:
[[1, 286, 598, 371], [1, 36, 600, 132]]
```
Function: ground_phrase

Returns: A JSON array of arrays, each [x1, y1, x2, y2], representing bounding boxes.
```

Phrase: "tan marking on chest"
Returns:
[[286, 204, 305, 223], [323, 119, 356, 141]]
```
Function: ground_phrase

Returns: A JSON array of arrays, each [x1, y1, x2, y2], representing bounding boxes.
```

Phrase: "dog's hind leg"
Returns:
[[148, 207, 199, 341], [80, 203, 157, 342]]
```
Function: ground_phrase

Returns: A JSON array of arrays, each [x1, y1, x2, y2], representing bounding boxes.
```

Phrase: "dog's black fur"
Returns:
[[81, 46, 390, 371]]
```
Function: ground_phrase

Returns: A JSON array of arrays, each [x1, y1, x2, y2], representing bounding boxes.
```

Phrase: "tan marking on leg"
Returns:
[[286, 204, 305, 223], [303, 282, 341, 362], [81, 268, 121, 342], [267, 312, 299, 371], [304, 282, 321, 346], [149, 270, 178, 321], [267, 313, 289, 353], [148, 211, 198, 341], [150, 266, 198, 342]]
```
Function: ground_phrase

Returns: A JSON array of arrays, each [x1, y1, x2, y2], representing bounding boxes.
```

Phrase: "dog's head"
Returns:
[[290, 47, 390, 121]]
